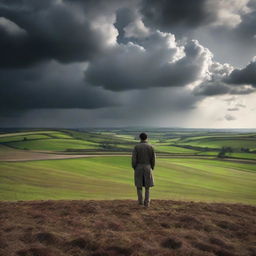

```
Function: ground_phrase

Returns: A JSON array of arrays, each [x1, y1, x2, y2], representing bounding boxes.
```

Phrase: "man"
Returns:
[[132, 132, 156, 207]]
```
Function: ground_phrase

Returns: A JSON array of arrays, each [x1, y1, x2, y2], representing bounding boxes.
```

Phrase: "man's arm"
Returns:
[[150, 146, 156, 170], [132, 147, 137, 170]]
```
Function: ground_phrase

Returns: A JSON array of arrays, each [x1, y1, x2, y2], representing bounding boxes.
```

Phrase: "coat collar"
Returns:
[[140, 140, 148, 143]]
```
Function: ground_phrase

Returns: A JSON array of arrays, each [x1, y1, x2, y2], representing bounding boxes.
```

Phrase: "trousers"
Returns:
[[136, 187, 150, 205]]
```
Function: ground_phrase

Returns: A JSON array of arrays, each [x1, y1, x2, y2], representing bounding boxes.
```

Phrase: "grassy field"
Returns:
[[1, 156, 255, 204], [154, 144, 197, 153], [0, 128, 256, 204], [7, 138, 100, 151], [1, 129, 256, 157], [177, 137, 256, 150]]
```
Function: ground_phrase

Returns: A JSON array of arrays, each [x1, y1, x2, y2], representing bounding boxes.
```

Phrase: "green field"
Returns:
[[1, 156, 255, 204], [7, 138, 100, 151], [154, 143, 197, 153], [1, 129, 256, 158], [177, 137, 256, 150], [0, 129, 256, 204], [0, 134, 50, 143]]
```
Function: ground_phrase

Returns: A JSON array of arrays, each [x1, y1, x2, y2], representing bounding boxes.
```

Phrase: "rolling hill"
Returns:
[[0, 200, 255, 256]]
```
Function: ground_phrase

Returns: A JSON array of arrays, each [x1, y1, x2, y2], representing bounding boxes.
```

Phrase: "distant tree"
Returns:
[[221, 146, 233, 153], [218, 146, 233, 158], [241, 147, 250, 153], [23, 137, 27, 141], [225, 146, 232, 153], [101, 143, 115, 150], [218, 151, 226, 158]]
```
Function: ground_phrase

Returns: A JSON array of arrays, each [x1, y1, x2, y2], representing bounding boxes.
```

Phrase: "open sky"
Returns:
[[0, 0, 256, 128]]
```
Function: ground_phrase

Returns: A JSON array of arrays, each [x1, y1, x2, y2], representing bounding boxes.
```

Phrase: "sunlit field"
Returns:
[[1, 156, 255, 204]]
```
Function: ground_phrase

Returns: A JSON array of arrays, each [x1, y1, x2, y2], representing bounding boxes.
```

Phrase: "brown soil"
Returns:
[[0, 200, 255, 256]]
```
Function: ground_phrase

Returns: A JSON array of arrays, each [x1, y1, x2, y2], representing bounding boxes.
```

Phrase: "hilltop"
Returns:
[[0, 200, 255, 256]]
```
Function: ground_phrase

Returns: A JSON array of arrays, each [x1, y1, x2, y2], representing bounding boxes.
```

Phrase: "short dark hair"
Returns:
[[139, 132, 147, 140]]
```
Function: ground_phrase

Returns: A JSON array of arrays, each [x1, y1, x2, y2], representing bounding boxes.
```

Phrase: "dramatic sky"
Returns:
[[0, 0, 256, 128]]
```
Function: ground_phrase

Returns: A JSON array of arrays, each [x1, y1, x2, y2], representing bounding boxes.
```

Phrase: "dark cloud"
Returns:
[[235, 0, 256, 42], [0, 62, 119, 114], [226, 59, 256, 87], [0, 0, 118, 67], [193, 82, 231, 96], [193, 59, 256, 96], [0, 83, 117, 110], [115, 8, 137, 42], [139, 0, 256, 68], [85, 33, 212, 91], [114, 7, 150, 42], [65, 87, 201, 127], [0, 0, 256, 127], [200, 1, 256, 66], [194, 81, 255, 96], [140, 0, 216, 31], [140, 0, 255, 37]]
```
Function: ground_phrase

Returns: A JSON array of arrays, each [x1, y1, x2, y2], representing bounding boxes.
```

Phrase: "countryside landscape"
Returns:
[[1, 128, 256, 203], [1, 0, 256, 255], [0, 128, 256, 255]]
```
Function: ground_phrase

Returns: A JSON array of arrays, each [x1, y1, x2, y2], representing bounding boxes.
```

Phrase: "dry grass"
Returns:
[[0, 200, 255, 256]]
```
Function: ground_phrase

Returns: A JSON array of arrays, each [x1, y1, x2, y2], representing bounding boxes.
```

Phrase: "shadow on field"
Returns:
[[0, 200, 255, 256]]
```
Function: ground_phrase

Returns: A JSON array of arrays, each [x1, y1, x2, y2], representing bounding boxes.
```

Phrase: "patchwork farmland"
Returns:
[[0, 128, 256, 256]]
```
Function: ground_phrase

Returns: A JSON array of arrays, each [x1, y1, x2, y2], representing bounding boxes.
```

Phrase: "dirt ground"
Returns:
[[0, 200, 255, 256]]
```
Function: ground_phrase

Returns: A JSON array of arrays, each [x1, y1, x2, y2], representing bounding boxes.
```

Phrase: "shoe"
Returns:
[[144, 201, 150, 207]]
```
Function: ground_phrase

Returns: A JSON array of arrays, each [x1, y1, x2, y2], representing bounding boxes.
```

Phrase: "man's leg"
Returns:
[[144, 187, 150, 207], [136, 187, 143, 205]]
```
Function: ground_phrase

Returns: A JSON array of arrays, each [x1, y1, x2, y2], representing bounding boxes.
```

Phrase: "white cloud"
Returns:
[[91, 15, 119, 47], [207, 0, 251, 28]]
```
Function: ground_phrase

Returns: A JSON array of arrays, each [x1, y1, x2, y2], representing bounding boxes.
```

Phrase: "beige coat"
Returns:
[[132, 141, 156, 188]]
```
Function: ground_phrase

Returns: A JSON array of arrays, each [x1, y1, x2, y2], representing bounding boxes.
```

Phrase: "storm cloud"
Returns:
[[193, 59, 256, 96], [85, 32, 212, 91], [0, 62, 119, 112], [0, 0, 255, 128], [0, 0, 124, 67], [140, 0, 216, 30], [140, 0, 252, 31], [226, 58, 256, 87]]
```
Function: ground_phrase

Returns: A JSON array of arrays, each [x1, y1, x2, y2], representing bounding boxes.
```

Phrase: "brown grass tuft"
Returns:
[[68, 237, 98, 251], [35, 232, 59, 245], [0, 199, 255, 256], [16, 247, 54, 256], [216, 221, 239, 231], [161, 237, 182, 249], [191, 241, 216, 252]]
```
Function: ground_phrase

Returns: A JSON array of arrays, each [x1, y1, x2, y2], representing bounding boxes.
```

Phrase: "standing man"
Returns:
[[132, 132, 156, 207]]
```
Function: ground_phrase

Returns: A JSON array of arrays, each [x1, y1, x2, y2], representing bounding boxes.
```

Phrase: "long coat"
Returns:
[[132, 141, 156, 188]]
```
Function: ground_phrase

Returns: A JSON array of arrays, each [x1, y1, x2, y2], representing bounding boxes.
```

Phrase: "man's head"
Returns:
[[139, 132, 147, 141]]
